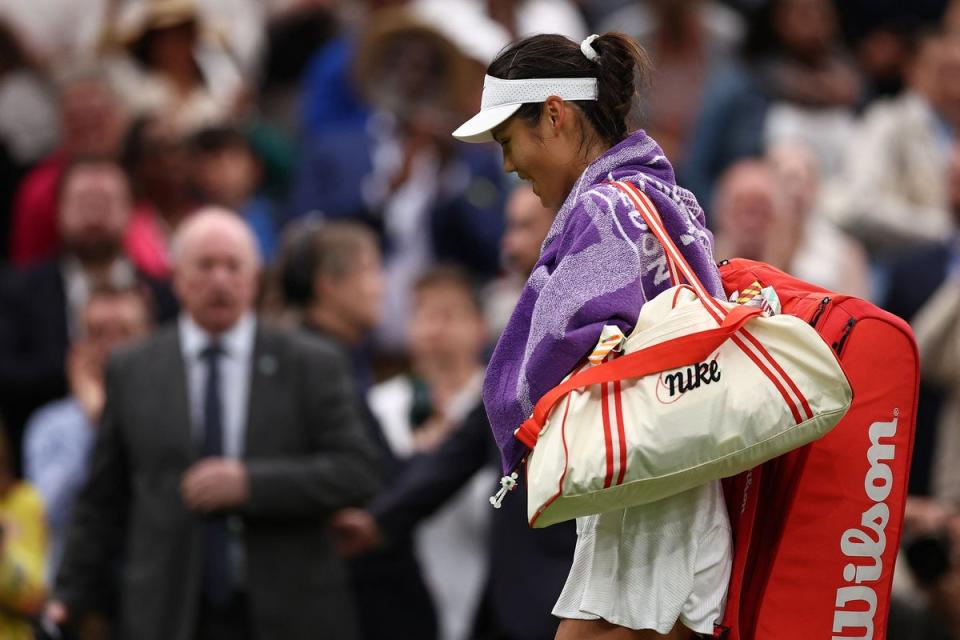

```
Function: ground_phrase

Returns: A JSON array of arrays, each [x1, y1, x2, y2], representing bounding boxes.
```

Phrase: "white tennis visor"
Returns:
[[452, 75, 599, 143]]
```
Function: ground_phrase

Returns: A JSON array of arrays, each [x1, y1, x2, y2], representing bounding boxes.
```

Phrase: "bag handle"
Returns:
[[610, 181, 727, 323], [515, 305, 762, 447]]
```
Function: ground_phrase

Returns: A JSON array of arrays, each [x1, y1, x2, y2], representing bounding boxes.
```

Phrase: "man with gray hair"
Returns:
[[48, 208, 380, 640]]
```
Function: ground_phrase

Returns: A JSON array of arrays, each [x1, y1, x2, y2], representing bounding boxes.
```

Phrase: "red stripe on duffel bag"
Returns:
[[614, 380, 628, 486], [601, 382, 615, 489], [732, 333, 803, 425], [740, 328, 813, 421]]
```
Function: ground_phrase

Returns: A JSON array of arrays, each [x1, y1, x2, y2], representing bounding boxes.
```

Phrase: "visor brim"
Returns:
[[451, 103, 522, 143]]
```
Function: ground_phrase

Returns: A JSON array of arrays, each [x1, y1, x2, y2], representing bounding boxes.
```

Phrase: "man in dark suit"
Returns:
[[47, 208, 381, 640], [0, 157, 177, 472]]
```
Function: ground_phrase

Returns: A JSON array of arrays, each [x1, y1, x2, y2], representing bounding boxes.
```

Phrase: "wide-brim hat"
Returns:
[[111, 0, 202, 50], [352, 7, 472, 114]]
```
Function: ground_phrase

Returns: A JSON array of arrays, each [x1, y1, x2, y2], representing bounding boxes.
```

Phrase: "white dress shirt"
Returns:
[[178, 311, 256, 458]]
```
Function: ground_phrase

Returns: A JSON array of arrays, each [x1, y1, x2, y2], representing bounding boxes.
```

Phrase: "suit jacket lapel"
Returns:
[[244, 326, 283, 457], [154, 326, 197, 460]]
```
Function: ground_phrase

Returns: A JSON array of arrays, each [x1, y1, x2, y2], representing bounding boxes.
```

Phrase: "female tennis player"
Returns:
[[453, 33, 732, 640]]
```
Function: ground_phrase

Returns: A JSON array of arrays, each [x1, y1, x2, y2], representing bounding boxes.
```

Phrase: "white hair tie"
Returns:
[[580, 34, 601, 63]]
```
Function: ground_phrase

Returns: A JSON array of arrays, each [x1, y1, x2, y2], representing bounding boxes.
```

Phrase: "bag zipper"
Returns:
[[832, 318, 857, 356], [808, 296, 831, 328]]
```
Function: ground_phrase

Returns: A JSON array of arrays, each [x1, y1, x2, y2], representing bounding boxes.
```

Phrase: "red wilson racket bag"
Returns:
[[715, 258, 918, 640]]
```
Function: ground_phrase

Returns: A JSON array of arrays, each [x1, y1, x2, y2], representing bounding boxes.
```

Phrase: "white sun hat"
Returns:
[[451, 75, 599, 143]]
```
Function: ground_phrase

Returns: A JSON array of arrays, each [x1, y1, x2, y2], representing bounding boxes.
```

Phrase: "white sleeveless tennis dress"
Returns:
[[552, 479, 732, 635]]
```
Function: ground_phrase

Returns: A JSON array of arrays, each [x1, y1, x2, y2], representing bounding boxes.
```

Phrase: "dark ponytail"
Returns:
[[487, 32, 651, 146]]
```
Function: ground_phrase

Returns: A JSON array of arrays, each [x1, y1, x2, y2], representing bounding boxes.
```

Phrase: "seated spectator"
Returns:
[[767, 141, 872, 298], [468, 0, 587, 41], [711, 153, 871, 298], [710, 159, 788, 265], [23, 286, 152, 584], [9, 64, 126, 266], [482, 183, 556, 340], [881, 143, 960, 631], [290, 7, 506, 352], [684, 0, 861, 208], [0, 423, 46, 640], [0, 17, 58, 168], [104, 0, 243, 135], [596, 0, 744, 168], [122, 115, 199, 279], [276, 220, 438, 640], [190, 126, 279, 263], [0, 157, 176, 474], [825, 30, 960, 256], [259, 2, 338, 135], [0, 17, 59, 262], [366, 266, 493, 640]]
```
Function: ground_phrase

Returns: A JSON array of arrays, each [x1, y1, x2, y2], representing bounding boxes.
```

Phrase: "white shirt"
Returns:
[[61, 257, 137, 338], [178, 311, 256, 458]]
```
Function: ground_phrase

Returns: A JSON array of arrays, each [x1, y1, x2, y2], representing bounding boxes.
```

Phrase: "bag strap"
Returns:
[[609, 180, 727, 324], [515, 305, 762, 447]]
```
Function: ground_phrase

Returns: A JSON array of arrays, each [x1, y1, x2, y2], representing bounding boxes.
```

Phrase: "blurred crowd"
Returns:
[[0, 0, 960, 638]]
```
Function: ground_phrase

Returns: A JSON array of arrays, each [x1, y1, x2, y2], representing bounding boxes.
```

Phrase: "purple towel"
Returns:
[[483, 130, 723, 474]]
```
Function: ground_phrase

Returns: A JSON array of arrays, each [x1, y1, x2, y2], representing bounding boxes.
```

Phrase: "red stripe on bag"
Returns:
[[732, 333, 803, 424], [740, 328, 813, 420], [613, 180, 814, 428], [614, 380, 627, 486], [601, 382, 615, 489], [614, 182, 727, 324]]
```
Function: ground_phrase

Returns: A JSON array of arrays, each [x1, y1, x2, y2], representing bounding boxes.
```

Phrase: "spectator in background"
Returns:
[[0, 158, 176, 475], [711, 152, 871, 300], [190, 126, 279, 263], [9, 64, 126, 266], [483, 183, 556, 340], [23, 286, 152, 584], [766, 141, 872, 298], [595, 0, 744, 169], [277, 220, 439, 640], [0, 17, 58, 168], [430, 0, 587, 42], [684, 0, 861, 208], [826, 31, 960, 257], [332, 198, 576, 640], [878, 142, 960, 628], [104, 0, 243, 136], [258, 2, 338, 135], [895, 139, 960, 508], [297, 0, 403, 138], [290, 8, 506, 352], [0, 18, 58, 262], [896, 143, 960, 637], [364, 267, 493, 640], [122, 116, 199, 279], [47, 209, 380, 640], [0, 423, 46, 640], [710, 159, 787, 265], [853, 16, 923, 105]]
